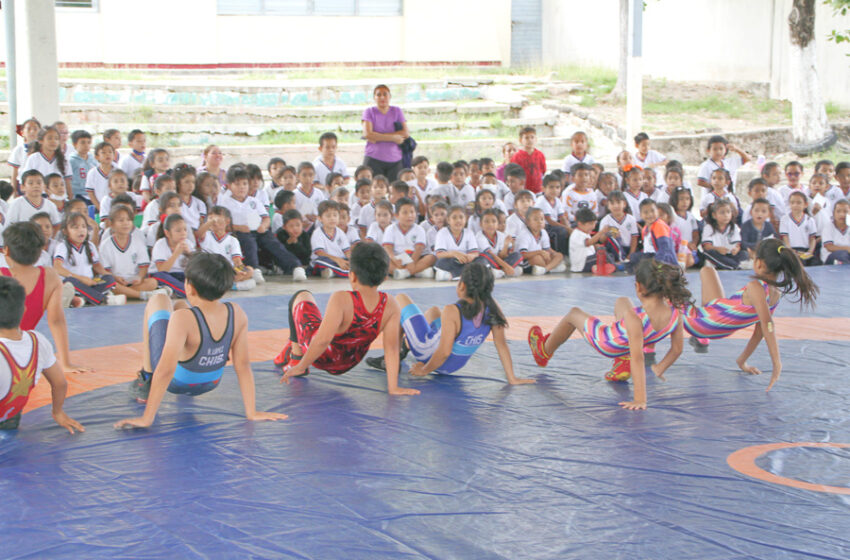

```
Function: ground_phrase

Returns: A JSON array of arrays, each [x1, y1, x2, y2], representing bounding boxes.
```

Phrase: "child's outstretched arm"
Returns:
[[42, 361, 84, 434], [617, 300, 647, 410], [230, 306, 288, 421], [651, 319, 684, 381], [381, 298, 419, 395], [491, 325, 535, 385], [44, 270, 90, 374], [736, 281, 781, 390]]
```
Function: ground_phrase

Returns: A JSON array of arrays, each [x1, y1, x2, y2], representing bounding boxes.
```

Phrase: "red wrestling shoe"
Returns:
[[528, 326, 552, 367], [274, 342, 309, 376], [604, 356, 632, 382]]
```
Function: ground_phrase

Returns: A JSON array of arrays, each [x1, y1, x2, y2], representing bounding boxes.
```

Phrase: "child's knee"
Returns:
[[145, 292, 172, 314], [293, 290, 315, 306], [395, 293, 413, 307]]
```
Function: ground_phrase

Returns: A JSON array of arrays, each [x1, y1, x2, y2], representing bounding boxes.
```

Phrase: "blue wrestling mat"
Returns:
[[1, 268, 849, 559]]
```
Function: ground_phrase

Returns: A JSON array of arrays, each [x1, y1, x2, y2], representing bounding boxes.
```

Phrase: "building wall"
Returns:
[[0, 0, 511, 66], [542, 0, 850, 105]]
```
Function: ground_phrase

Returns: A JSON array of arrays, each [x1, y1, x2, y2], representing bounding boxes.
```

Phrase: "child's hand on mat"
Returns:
[[409, 362, 429, 377], [114, 416, 153, 429], [507, 376, 536, 385], [53, 411, 85, 434], [618, 400, 647, 410], [766, 364, 782, 392], [736, 359, 762, 376], [280, 364, 306, 383], [63, 362, 93, 374], [651, 364, 666, 381], [389, 386, 420, 396], [247, 411, 289, 422]]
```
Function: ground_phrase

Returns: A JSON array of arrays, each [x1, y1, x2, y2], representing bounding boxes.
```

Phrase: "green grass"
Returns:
[[644, 92, 791, 120]]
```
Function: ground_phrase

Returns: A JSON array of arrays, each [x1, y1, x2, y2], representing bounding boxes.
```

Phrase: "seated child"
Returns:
[[200, 206, 263, 290], [293, 162, 326, 227], [99, 205, 163, 300], [506, 189, 534, 243], [701, 200, 745, 270], [367, 263, 535, 384], [7, 171, 61, 230], [632, 132, 667, 169], [357, 175, 389, 236], [517, 207, 566, 275], [622, 167, 648, 218], [273, 242, 420, 396], [53, 212, 123, 306], [365, 200, 394, 245], [44, 173, 69, 215], [700, 168, 740, 221], [0, 276, 83, 432], [536, 173, 569, 255], [632, 199, 678, 268], [349, 178, 372, 228], [670, 186, 699, 256], [99, 169, 142, 229], [561, 131, 594, 182], [381, 197, 436, 279], [434, 205, 480, 281], [696, 135, 750, 190], [310, 200, 351, 278], [423, 200, 448, 250], [313, 131, 349, 186], [142, 174, 177, 245], [195, 171, 222, 209], [276, 209, 311, 271], [569, 208, 610, 273], [598, 191, 639, 263], [151, 214, 193, 297], [246, 163, 270, 208], [562, 163, 598, 224], [263, 157, 287, 201], [780, 191, 820, 266], [115, 253, 289, 427], [337, 204, 360, 246], [528, 258, 690, 408], [741, 198, 777, 260], [596, 172, 619, 217], [29, 212, 58, 268], [476, 208, 522, 278], [272, 189, 296, 234], [820, 199, 850, 264], [85, 141, 116, 212]]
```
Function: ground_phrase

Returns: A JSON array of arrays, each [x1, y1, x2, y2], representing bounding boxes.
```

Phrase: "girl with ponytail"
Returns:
[[367, 261, 536, 385], [684, 238, 818, 391], [528, 258, 692, 410]]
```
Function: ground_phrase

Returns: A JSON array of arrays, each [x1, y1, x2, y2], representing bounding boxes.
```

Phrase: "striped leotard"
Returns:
[[582, 306, 681, 358], [683, 280, 778, 339]]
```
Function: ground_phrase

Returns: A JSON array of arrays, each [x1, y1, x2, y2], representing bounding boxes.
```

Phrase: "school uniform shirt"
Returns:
[[69, 152, 95, 198], [348, 200, 365, 225], [779, 213, 817, 249], [200, 231, 242, 264], [310, 226, 350, 266], [569, 229, 596, 272], [812, 193, 833, 234], [218, 193, 268, 231], [21, 152, 72, 179], [365, 222, 389, 244], [35, 239, 59, 268], [511, 149, 547, 193], [535, 194, 566, 224], [152, 237, 189, 274], [264, 181, 285, 204], [142, 198, 161, 232], [648, 187, 670, 205], [99, 234, 150, 282], [271, 212, 285, 234], [0, 331, 54, 400], [778, 185, 807, 207], [825, 185, 850, 209], [357, 202, 379, 230], [506, 213, 528, 240], [435, 228, 478, 258], [674, 212, 699, 246], [599, 213, 639, 248], [180, 196, 208, 231], [119, 151, 145, 178], [517, 228, 551, 255], [382, 223, 428, 255], [251, 189, 270, 209], [54, 241, 99, 278], [434, 183, 476, 209], [476, 229, 510, 256], [623, 190, 648, 218], [561, 186, 598, 222], [480, 180, 512, 201], [765, 187, 787, 220], [294, 186, 326, 217], [7, 197, 61, 226], [740, 220, 776, 252], [699, 190, 740, 214], [6, 143, 30, 170], [560, 153, 595, 174], [313, 156, 349, 186], [342, 226, 360, 246], [633, 149, 665, 168], [100, 192, 143, 226], [701, 223, 741, 251], [697, 154, 742, 187], [503, 191, 516, 214], [821, 219, 850, 262], [85, 166, 112, 203]]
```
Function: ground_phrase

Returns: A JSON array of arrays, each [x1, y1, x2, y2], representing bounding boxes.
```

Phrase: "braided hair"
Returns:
[[60, 212, 94, 268], [635, 258, 693, 309], [755, 238, 818, 308], [458, 261, 507, 328]]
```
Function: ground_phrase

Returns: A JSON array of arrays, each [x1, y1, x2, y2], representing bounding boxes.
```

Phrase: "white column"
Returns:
[[14, 0, 59, 123], [625, 0, 643, 143]]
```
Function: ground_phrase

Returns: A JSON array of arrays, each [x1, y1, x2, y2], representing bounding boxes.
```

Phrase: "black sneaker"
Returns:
[[366, 356, 387, 371], [0, 412, 22, 430], [129, 371, 152, 403], [689, 337, 709, 354]]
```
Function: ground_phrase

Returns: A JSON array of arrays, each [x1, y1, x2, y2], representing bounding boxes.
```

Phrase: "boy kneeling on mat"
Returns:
[[275, 242, 420, 396], [115, 253, 288, 428]]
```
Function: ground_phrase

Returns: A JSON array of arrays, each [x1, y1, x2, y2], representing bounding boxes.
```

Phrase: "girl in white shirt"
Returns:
[[780, 191, 820, 266], [21, 126, 72, 196], [434, 206, 479, 281], [701, 199, 745, 270], [8, 117, 41, 191], [53, 212, 122, 306], [820, 199, 850, 264]]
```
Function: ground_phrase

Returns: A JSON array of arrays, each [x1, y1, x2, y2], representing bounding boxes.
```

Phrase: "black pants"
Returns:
[[364, 156, 402, 182], [235, 230, 300, 273]]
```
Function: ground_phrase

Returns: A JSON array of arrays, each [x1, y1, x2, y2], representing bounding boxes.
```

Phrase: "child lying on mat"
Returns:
[[114, 253, 288, 428]]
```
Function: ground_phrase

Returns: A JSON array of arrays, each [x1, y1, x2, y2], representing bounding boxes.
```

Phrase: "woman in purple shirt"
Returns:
[[361, 85, 409, 181]]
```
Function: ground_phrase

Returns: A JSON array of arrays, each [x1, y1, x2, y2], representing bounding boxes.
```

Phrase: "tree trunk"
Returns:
[[610, 0, 629, 100], [788, 0, 836, 155]]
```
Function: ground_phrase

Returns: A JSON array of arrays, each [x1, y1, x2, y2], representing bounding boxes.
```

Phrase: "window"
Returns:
[[55, 0, 98, 8], [218, 0, 402, 16]]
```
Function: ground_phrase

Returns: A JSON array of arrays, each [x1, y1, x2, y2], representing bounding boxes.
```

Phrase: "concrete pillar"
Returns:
[[14, 0, 59, 123]]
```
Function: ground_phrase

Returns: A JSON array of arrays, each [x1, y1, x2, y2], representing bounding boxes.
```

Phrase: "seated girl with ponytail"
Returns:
[[684, 238, 818, 391], [367, 261, 536, 385], [527, 259, 692, 410]]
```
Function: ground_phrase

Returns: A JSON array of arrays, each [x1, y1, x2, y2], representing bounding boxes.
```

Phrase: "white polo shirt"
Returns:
[[99, 234, 150, 282]]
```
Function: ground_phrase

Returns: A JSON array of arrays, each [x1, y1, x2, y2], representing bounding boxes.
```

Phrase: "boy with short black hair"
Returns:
[[503, 163, 527, 212], [569, 208, 609, 273], [382, 197, 436, 279], [275, 242, 420, 396], [535, 173, 569, 255], [740, 198, 776, 260], [85, 141, 116, 212], [69, 130, 95, 201], [264, 156, 287, 200], [436, 162, 475, 209], [511, 126, 546, 194], [8, 171, 61, 230], [277, 209, 312, 267], [294, 161, 326, 227], [696, 135, 750, 190], [0, 276, 83, 432], [103, 128, 121, 163], [272, 189, 296, 234], [119, 129, 146, 178], [115, 253, 289, 428], [632, 132, 667, 169], [310, 200, 351, 278], [313, 132, 349, 186], [560, 131, 595, 183]]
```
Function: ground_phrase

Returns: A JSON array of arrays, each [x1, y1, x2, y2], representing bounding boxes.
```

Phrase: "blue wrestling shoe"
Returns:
[[129, 371, 152, 404]]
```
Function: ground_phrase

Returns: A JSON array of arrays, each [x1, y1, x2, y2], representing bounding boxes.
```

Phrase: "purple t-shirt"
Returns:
[[362, 105, 405, 163]]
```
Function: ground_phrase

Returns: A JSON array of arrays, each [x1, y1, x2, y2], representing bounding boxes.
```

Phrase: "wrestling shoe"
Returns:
[[129, 371, 152, 403], [689, 336, 710, 353], [365, 355, 387, 371], [527, 326, 551, 367], [0, 412, 22, 430], [273, 343, 309, 376], [604, 357, 632, 382]]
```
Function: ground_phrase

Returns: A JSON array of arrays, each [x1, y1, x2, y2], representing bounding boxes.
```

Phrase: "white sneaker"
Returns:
[[234, 279, 257, 291], [140, 288, 169, 301], [321, 268, 334, 279], [292, 267, 307, 282], [552, 262, 567, 273], [492, 269, 506, 279], [532, 265, 547, 276], [61, 282, 76, 308], [106, 293, 127, 306], [514, 266, 525, 276], [435, 269, 453, 282], [393, 268, 411, 280], [739, 259, 754, 270], [415, 267, 435, 279], [253, 268, 266, 284]]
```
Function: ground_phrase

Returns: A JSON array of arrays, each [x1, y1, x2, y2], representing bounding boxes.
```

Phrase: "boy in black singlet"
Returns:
[[114, 253, 288, 429]]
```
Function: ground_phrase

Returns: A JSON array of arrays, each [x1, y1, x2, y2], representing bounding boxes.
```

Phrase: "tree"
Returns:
[[824, 0, 850, 47], [788, 0, 837, 155], [610, 0, 629, 100]]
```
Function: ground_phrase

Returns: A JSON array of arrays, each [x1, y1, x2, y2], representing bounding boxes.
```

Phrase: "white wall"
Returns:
[[0, 0, 510, 66]]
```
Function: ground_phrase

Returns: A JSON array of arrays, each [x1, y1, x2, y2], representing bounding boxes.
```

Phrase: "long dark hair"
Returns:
[[60, 212, 93, 268], [635, 258, 693, 309], [458, 262, 507, 327], [705, 199, 738, 235], [28, 126, 67, 176], [755, 239, 818, 308]]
